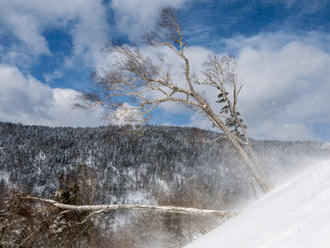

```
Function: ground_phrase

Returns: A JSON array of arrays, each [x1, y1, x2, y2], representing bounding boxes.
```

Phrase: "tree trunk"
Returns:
[[23, 196, 237, 218], [229, 137, 271, 193], [206, 109, 271, 193]]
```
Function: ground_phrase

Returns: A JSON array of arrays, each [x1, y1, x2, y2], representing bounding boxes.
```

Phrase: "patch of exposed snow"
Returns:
[[126, 191, 149, 204], [36, 151, 46, 161], [0, 171, 10, 184]]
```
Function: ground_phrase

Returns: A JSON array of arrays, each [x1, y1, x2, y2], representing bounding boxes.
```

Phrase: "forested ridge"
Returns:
[[0, 121, 328, 206], [1, 122, 330, 247]]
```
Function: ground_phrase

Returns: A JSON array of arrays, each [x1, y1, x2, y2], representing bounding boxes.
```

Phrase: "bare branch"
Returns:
[[23, 196, 237, 218]]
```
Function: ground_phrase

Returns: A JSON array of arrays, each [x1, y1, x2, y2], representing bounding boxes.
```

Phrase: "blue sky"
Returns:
[[0, 0, 329, 141]]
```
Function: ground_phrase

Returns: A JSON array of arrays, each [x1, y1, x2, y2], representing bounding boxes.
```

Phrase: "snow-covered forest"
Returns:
[[1, 121, 330, 247]]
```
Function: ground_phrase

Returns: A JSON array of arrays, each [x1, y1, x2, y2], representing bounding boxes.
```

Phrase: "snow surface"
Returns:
[[185, 159, 330, 248]]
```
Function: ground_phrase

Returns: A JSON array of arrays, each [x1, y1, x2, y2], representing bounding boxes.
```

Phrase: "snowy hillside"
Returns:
[[185, 159, 330, 248]]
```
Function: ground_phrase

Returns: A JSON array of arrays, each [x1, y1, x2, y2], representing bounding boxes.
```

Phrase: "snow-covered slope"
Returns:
[[185, 159, 330, 248]]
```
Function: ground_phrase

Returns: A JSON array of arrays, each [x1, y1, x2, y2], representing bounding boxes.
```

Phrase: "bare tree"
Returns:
[[78, 8, 271, 192], [23, 196, 237, 218]]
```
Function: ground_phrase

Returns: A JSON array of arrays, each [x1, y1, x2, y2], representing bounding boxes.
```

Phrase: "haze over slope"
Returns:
[[186, 159, 330, 248]]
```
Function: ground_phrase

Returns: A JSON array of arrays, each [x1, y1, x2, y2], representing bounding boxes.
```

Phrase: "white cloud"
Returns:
[[248, 121, 314, 141], [5, 13, 50, 56], [0, 65, 53, 117], [235, 34, 330, 140], [0, 64, 105, 127], [0, 0, 109, 69], [111, 0, 191, 41], [43, 70, 64, 83]]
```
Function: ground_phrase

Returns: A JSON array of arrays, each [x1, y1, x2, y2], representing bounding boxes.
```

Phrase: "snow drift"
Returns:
[[185, 159, 330, 248]]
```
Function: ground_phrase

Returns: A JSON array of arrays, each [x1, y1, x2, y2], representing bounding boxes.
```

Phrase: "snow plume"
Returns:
[[112, 103, 144, 126], [185, 158, 330, 248]]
